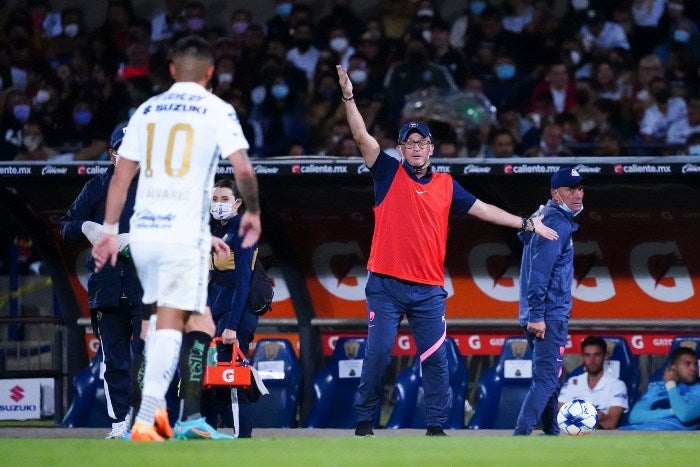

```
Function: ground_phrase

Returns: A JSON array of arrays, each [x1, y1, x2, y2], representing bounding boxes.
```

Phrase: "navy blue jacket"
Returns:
[[209, 215, 256, 330], [518, 199, 578, 327], [59, 165, 143, 310]]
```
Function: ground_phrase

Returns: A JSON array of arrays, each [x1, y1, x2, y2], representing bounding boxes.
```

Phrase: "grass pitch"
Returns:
[[0, 432, 697, 466]]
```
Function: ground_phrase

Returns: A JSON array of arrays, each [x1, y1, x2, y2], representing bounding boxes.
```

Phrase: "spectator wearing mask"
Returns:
[[383, 36, 457, 125], [0, 89, 34, 160], [326, 24, 356, 70], [638, 76, 687, 144], [13, 119, 59, 161], [484, 51, 533, 111], [286, 21, 320, 82]]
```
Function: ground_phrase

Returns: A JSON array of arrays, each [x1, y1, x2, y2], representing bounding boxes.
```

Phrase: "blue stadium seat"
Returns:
[[468, 336, 533, 429], [566, 336, 640, 405], [249, 338, 302, 428], [61, 351, 111, 427], [62, 349, 179, 428], [302, 336, 380, 428], [649, 336, 700, 382], [386, 337, 467, 429]]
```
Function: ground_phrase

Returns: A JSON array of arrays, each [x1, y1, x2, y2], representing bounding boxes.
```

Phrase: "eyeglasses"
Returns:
[[402, 140, 432, 149]]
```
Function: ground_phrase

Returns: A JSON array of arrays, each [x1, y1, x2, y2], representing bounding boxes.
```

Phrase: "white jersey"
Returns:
[[558, 370, 629, 414], [119, 81, 249, 245]]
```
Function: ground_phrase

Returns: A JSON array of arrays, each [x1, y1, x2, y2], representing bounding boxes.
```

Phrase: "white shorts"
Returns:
[[130, 241, 209, 314]]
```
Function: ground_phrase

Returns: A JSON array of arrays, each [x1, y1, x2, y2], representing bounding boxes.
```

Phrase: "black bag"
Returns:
[[247, 260, 274, 315]]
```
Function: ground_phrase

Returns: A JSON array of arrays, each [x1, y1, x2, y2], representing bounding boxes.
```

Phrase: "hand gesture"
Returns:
[[238, 211, 261, 249], [92, 234, 118, 272], [336, 65, 353, 98], [663, 364, 678, 384], [531, 215, 559, 240], [211, 235, 231, 259]]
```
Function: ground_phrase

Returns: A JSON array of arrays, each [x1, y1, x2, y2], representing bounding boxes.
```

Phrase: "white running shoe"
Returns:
[[105, 420, 129, 439]]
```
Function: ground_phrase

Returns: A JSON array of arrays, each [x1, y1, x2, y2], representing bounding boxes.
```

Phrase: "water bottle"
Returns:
[[118, 245, 131, 259], [207, 344, 217, 366]]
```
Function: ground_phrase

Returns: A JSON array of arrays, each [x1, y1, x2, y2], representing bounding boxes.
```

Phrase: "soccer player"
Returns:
[[622, 346, 700, 430], [558, 336, 629, 429], [92, 35, 261, 442], [513, 167, 589, 436], [336, 65, 558, 437]]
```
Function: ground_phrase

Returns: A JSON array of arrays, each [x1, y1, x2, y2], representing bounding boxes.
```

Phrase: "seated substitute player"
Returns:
[[622, 346, 700, 431], [557, 336, 629, 429]]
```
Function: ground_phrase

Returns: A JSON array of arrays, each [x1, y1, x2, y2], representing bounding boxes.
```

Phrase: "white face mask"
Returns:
[[63, 23, 79, 38], [218, 72, 233, 84], [348, 69, 368, 84], [330, 37, 349, 52], [23, 135, 42, 151], [210, 202, 234, 220]]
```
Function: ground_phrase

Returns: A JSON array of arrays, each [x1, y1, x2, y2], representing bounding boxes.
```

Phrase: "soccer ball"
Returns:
[[557, 399, 598, 435]]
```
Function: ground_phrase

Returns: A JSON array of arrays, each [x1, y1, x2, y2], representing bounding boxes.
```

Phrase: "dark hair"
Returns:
[[671, 346, 697, 365], [172, 35, 214, 63], [580, 336, 607, 354], [213, 178, 238, 197]]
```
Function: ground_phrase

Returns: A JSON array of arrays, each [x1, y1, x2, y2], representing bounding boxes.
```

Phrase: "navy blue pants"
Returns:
[[513, 319, 568, 435], [92, 298, 141, 422], [203, 282, 259, 436], [355, 273, 449, 428]]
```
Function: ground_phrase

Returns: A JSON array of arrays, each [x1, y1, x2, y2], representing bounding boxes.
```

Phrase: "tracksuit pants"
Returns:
[[513, 319, 568, 435], [355, 272, 449, 428], [92, 298, 141, 422]]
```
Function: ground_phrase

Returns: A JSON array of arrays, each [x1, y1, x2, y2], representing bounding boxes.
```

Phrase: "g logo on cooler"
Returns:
[[222, 369, 235, 383]]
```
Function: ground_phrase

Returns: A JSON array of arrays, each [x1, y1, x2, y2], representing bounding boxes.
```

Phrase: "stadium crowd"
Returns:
[[1, 0, 700, 161]]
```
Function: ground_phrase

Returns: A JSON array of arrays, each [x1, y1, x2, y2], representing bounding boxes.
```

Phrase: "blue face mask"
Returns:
[[496, 63, 516, 80], [559, 198, 583, 217], [276, 2, 292, 17], [74, 109, 92, 125], [470, 1, 487, 16], [271, 83, 289, 100], [673, 29, 690, 43], [13, 104, 31, 122]]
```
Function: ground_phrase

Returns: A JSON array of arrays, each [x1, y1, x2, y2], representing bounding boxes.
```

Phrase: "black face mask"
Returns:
[[406, 48, 428, 67], [295, 39, 311, 51], [654, 88, 671, 104], [574, 89, 590, 106]]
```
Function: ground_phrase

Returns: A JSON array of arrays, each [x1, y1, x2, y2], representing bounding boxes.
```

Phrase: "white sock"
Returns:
[[136, 328, 182, 426]]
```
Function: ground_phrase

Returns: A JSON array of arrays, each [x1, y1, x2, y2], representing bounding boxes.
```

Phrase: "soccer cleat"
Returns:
[[154, 408, 173, 439], [129, 422, 164, 442], [426, 426, 447, 436], [173, 417, 234, 440], [105, 420, 129, 439], [354, 420, 375, 437]]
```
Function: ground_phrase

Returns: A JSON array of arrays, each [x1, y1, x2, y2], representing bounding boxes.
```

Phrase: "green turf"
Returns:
[[0, 433, 697, 466]]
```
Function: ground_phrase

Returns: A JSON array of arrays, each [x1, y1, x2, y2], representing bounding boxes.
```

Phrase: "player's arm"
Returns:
[[336, 65, 380, 168], [466, 199, 558, 240], [92, 159, 138, 271], [597, 406, 624, 430], [226, 148, 260, 248]]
